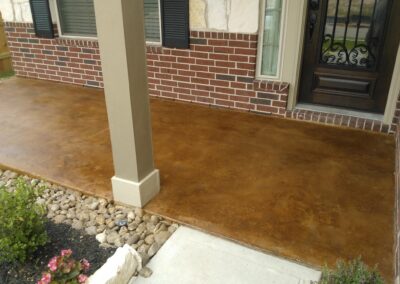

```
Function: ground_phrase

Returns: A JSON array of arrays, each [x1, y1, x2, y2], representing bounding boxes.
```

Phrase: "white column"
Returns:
[[94, 0, 159, 207]]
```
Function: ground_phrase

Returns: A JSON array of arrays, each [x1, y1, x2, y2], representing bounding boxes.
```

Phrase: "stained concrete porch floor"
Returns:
[[0, 78, 395, 280]]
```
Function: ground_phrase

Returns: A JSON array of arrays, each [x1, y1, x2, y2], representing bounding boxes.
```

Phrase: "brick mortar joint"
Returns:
[[254, 80, 290, 92], [190, 30, 258, 41], [55, 38, 99, 48], [4, 21, 33, 27]]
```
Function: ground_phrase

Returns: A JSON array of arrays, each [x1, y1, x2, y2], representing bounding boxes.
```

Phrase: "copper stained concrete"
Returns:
[[0, 78, 395, 279]]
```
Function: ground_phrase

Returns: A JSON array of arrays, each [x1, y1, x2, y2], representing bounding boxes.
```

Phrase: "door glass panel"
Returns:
[[320, 0, 389, 69]]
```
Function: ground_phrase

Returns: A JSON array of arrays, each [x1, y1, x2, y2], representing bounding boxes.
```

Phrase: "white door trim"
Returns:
[[383, 45, 400, 124], [279, 0, 308, 110]]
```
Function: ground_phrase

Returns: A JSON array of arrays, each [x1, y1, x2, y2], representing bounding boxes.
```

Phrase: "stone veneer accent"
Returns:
[[4, 22, 399, 134]]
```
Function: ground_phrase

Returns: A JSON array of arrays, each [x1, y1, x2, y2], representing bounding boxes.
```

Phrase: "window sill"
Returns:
[[146, 41, 162, 47], [58, 35, 98, 41], [255, 72, 283, 83]]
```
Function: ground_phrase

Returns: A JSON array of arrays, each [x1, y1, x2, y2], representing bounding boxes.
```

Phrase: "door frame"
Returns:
[[284, 0, 400, 124]]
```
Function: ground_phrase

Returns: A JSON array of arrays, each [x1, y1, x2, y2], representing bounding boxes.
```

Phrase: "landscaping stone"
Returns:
[[127, 211, 135, 221], [138, 267, 153, 278], [106, 231, 120, 244], [89, 200, 100, 210], [147, 243, 160, 258], [0, 169, 179, 281], [96, 215, 106, 225], [49, 204, 60, 212], [53, 215, 66, 224], [88, 244, 142, 284], [154, 230, 171, 246], [72, 220, 84, 230], [144, 234, 155, 245], [127, 234, 140, 245], [85, 226, 98, 235], [150, 215, 159, 225], [96, 231, 107, 244]]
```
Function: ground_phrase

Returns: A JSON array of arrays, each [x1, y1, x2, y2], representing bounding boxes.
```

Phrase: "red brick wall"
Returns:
[[4, 22, 399, 134], [146, 31, 288, 114], [4, 23, 103, 88]]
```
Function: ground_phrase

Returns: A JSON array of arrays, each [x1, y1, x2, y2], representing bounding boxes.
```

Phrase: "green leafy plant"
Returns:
[[319, 257, 384, 284], [0, 178, 47, 263], [0, 70, 15, 79], [38, 249, 90, 284]]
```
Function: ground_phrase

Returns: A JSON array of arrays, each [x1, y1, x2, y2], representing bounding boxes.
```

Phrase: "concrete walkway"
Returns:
[[0, 78, 395, 280], [134, 226, 321, 284]]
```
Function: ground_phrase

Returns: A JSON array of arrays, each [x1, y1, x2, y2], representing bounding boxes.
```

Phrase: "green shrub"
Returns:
[[319, 257, 384, 284], [0, 70, 15, 79], [0, 178, 48, 263]]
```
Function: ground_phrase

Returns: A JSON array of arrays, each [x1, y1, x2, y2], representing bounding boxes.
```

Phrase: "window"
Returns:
[[55, 0, 162, 43], [258, 0, 285, 78], [144, 0, 162, 43], [56, 0, 97, 37], [52, 0, 187, 47]]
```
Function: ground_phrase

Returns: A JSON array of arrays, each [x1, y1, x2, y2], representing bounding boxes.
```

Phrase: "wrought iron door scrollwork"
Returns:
[[321, 34, 376, 68]]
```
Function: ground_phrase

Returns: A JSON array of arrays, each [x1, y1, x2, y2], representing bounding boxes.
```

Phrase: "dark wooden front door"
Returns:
[[299, 0, 400, 113]]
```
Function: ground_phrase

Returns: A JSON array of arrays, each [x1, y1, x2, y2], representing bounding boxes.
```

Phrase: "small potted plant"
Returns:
[[38, 249, 90, 284]]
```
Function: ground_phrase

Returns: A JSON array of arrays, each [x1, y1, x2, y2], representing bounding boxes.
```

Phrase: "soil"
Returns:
[[0, 221, 116, 284]]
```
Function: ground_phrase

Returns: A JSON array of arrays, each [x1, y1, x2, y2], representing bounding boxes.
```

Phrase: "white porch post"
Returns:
[[93, 0, 159, 207]]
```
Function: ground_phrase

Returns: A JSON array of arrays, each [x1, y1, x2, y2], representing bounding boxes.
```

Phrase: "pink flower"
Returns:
[[67, 259, 76, 269], [61, 249, 72, 257], [37, 272, 52, 284], [78, 274, 88, 283], [48, 256, 58, 272], [81, 258, 90, 272]]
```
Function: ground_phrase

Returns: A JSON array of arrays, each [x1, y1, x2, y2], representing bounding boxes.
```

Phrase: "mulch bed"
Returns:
[[0, 221, 116, 284]]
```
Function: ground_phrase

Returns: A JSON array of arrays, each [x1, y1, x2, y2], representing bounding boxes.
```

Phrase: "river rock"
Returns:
[[126, 234, 140, 245], [168, 224, 179, 234], [96, 231, 106, 243], [72, 220, 83, 230], [154, 230, 171, 246], [134, 208, 144, 218], [85, 226, 97, 235], [127, 211, 135, 221], [139, 267, 153, 278], [150, 215, 159, 225], [54, 215, 66, 224], [106, 231, 120, 244], [147, 243, 159, 258], [144, 234, 154, 245], [89, 201, 100, 210], [49, 204, 60, 212]]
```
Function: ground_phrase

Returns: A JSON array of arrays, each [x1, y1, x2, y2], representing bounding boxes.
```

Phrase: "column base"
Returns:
[[111, 169, 160, 208]]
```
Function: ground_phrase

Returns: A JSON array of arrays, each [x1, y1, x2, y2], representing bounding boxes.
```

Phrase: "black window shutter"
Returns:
[[29, 0, 54, 38], [161, 0, 189, 49]]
